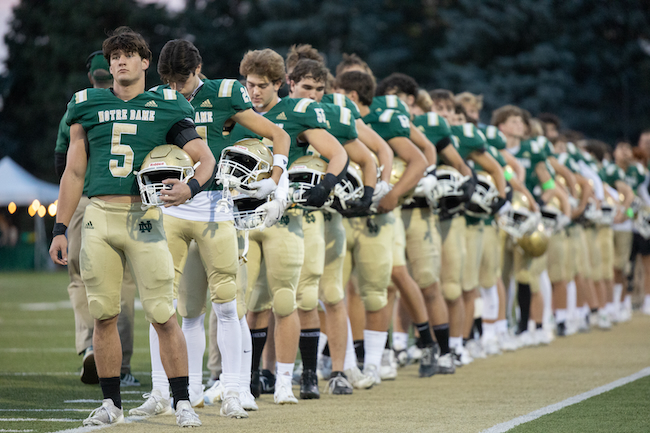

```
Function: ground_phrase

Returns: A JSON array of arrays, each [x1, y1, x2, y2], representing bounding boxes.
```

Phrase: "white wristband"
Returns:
[[273, 154, 288, 172]]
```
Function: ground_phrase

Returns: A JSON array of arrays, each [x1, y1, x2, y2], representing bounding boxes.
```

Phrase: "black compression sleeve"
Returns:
[[166, 118, 201, 149], [435, 136, 452, 153], [334, 156, 350, 183], [55, 152, 66, 179]]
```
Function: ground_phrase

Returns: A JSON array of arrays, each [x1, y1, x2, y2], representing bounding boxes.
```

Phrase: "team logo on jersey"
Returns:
[[84, 221, 94, 230], [276, 112, 287, 121], [138, 220, 153, 233], [200, 99, 213, 108], [145, 100, 158, 108]]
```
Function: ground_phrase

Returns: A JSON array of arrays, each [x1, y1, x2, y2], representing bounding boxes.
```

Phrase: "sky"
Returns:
[[0, 0, 186, 73]]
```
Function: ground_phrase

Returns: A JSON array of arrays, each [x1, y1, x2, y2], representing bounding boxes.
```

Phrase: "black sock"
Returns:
[[250, 327, 268, 373], [299, 328, 320, 372], [169, 376, 189, 409], [432, 324, 450, 354], [517, 283, 531, 334], [99, 377, 121, 408], [354, 339, 365, 364], [590, 307, 598, 314], [473, 317, 483, 337], [536, 323, 543, 329], [322, 342, 330, 357], [384, 337, 391, 350], [415, 322, 434, 347]]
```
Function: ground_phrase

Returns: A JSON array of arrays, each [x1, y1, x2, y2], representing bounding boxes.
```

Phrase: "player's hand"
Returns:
[[161, 178, 192, 207], [49, 235, 68, 266], [370, 180, 392, 213], [490, 197, 509, 215], [258, 200, 285, 229], [460, 175, 477, 203], [248, 178, 278, 200], [377, 190, 399, 214]]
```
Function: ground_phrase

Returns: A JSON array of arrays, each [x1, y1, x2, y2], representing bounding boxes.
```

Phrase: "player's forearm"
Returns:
[[617, 181, 634, 208], [56, 171, 84, 226], [501, 151, 525, 182], [357, 120, 392, 182], [551, 158, 577, 196], [441, 145, 472, 177], [409, 123, 436, 165]]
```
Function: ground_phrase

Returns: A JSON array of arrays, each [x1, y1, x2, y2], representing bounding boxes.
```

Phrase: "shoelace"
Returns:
[[88, 404, 114, 423]]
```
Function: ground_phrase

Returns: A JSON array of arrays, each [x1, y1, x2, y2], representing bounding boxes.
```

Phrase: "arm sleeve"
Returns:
[[166, 118, 202, 148]]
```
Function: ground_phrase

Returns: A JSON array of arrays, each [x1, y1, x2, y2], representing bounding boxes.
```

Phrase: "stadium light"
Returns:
[[48, 203, 57, 217], [31, 199, 40, 212], [38, 205, 46, 218], [28, 206, 36, 217], [8, 202, 16, 214]]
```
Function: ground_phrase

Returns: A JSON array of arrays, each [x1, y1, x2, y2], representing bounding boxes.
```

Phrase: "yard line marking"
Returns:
[[120, 391, 142, 394], [0, 348, 149, 354], [0, 372, 79, 376], [0, 418, 80, 422], [481, 366, 650, 433], [41, 415, 143, 433], [19, 301, 72, 311], [0, 410, 88, 413], [64, 400, 141, 404], [0, 429, 35, 432]]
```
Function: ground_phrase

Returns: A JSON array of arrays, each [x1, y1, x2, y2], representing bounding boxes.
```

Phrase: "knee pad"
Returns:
[[362, 289, 387, 312], [442, 283, 461, 302], [320, 286, 344, 306], [213, 299, 238, 322], [272, 288, 296, 317], [142, 297, 175, 324], [87, 296, 120, 321], [210, 277, 237, 304], [480, 285, 498, 321], [297, 286, 319, 311]]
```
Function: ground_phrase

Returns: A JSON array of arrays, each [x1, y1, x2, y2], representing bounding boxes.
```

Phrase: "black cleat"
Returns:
[[556, 322, 566, 337], [260, 369, 275, 394], [418, 345, 438, 378], [327, 371, 353, 395], [80, 346, 99, 385], [251, 369, 261, 398], [299, 369, 320, 399]]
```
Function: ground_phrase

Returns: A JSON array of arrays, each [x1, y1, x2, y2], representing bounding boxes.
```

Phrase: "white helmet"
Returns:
[[232, 193, 270, 231], [540, 196, 564, 233], [136, 145, 198, 207], [331, 161, 365, 210], [217, 138, 273, 193], [498, 191, 540, 238], [599, 196, 617, 226], [583, 199, 602, 224], [464, 171, 498, 218], [635, 206, 650, 238], [431, 165, 468, 215], [288, 155, 333, 209]]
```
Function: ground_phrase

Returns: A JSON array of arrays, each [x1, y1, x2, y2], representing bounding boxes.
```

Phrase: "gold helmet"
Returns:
[[217, 138, 273, 193], [288, 155, 332, 209], [465, 171, 498, 218], [498, 191, 539, 238], [231, 191, 270, 231], [136, 145, 198, 207], [540, 196, 562, 231], [331, 161, 365, 210], [390, 157, 416, 205], [517, 223, 549, 257], [431, 165, 468, 215]]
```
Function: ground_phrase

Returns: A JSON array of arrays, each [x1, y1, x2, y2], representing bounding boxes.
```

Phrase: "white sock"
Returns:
[[624, 295, 632, 310], [343, 318, 357, 371], [555, 309, 567, 324], [392, 332, 408, 352], [181, 314, 206, 402], [605, 302, 615, 317], [213, 300, 242, 394], [496, 319, 508, 336], [318, 332, 328, 357], [448, 336, 463, 351], [482, 322, 496, 340], [363, 330, 387, 371], [239, 317, 252, 393], [644, 294, 650, 308], [481, 285, 499, 321], [566, 280, 577, 320], [613, 284, 623, 309], [149, 323, 170, 399], [276, 362, 294, 387]]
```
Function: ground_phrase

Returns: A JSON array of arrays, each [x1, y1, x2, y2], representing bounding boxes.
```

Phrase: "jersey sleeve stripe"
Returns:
[[75, 89, 88, 104], [218, 79, 235, 98], [163, 89, 177, 100], [294, 98, 314, 113]]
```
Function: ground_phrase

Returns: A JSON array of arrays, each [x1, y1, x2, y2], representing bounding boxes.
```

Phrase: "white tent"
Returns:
[[0, 156, 59, 205]]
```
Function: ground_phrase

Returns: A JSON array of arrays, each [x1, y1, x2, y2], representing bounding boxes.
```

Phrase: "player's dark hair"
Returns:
[[288, 59, 329, 85], [537, 112, 561, 129], [429, 89, 454, 105], [376, 73, 418, 97], [158, 39, 203, 84], [585, 139, 609, 161], [335, 71, 375, 107], [285, 44, 324, 73], [336, 53, 373, 77], [103, 26, 152, 62]]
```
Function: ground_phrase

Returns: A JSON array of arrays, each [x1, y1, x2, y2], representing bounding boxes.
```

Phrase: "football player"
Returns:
[[49, 27, 215, 427]]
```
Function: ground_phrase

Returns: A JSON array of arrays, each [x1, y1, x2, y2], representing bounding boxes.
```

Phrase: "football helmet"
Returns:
[[583, 198, 602, 224], [540, 196, 562, 232], [430, 165, 468, 215], [217, 138, 273, 193], [599, 196, 616, 226], [332, 161, 365, 210], [464, 171, 498, 218], [390, 157, 417, 205], [232, 192, 270, 231], [498, 191, 539, 238], [517, 223, 549, 257], [288, 155, 333, 209], [136, 145, 198, 206], [635, 206, 650, 239]]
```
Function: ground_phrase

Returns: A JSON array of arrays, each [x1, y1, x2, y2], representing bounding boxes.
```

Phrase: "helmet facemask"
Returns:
[[464, 173, 498, 218], [232, 193, 270, 231], [136, 145, 198, 207], [217, 139, 273, 193]]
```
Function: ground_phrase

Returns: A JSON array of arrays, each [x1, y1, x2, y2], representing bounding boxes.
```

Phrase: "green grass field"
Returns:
[[1, 271, 649, 433]]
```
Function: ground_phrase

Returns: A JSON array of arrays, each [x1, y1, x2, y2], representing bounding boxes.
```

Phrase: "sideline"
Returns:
[[481, 366, 650, 433]]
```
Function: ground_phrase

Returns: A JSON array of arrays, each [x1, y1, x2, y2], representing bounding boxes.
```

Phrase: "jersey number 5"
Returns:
[[110, 123, 136, 178]]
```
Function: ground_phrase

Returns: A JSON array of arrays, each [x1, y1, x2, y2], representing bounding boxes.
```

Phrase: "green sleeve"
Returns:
[[450, 123, 487, 160], [55, 111, 70, 153], [481, 125, 507, 150], [229, 80, 254, 112], [364, 109, 410, 141]]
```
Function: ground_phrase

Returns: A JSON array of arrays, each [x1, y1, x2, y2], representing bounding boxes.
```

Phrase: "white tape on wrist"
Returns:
[[273, 154, 288, 172]]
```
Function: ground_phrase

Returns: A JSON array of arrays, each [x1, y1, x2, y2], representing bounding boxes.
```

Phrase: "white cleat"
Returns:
[[83, 399, 124, 426], [465, 339, 487, 359], [642, 301, 650, 316], [190, 386, 205, 409], [597, 312, 612, 330], [129, 389, 173, 416], [406, 345, 423, 362], [203, 380, 225, 405], [344, 365, 374, 390], [451, 346, 473, 366], [618, 306, 632, 322], [220, 391, 249, 418], [516, 331, 535, 348], [534, 328, 553, 345], [498, 333, 519, 352], [481, 336, 502, 356], [362, 364, 381, 385], [175, 400, 201, 427], [274, 381, 298, 405], [239, 389, 258, 411], [436, 353, 456, 374], [379, 349, 398, 380]]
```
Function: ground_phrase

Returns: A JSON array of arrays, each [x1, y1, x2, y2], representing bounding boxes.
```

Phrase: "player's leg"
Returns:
[[461, 221, 484, 360]]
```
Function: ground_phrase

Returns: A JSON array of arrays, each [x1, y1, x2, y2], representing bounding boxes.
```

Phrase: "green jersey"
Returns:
[[321, 93, 361, 120], [66, 87, 195, 197], [623, 162, 646, 191], [413, 112, 452, 148], [362, 108, 410, 143], [450, 123, 487, 160], [481, 125, 507, 150], [321, 102, 358, 145], [55, 111, 70, 154], [601, 163, 625, 188], [509, 138, 550, 196], [230, 97, 329, 165], [557, 152, 581, 174], [369, 95, 410, 117]]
